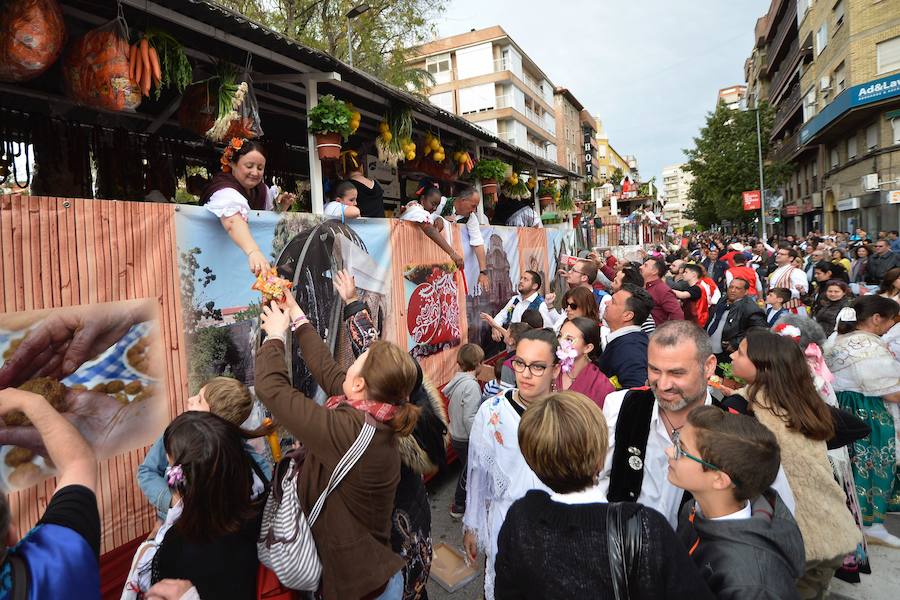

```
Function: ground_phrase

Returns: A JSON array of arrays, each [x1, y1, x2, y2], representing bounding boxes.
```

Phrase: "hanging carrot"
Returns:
[[128, 43, 138, 81], [148, 46, 161, 83]]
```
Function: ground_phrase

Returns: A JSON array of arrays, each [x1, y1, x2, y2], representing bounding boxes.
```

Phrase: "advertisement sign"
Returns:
[[742, 190, 762, 211], [889, 190, 900, 205], [801, 72, 900, 144]]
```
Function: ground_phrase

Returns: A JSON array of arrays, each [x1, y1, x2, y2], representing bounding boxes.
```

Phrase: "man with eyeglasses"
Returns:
[[595, 320, 794, 528], [767, 246, 808, 314], [869, 238, 900, 283], [546, 259, 607, 323], [462, 328, 560, 600]]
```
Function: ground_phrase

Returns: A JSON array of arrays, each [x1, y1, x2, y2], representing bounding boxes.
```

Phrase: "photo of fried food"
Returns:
[[2, 337, 23, 361], [8, 463, 43, 488], [124, 380, 143, 395], [5, 378, 69, 426], [106, 379, 125, 393], [4, 447, 34, 468], [126, 337, 151, 375]]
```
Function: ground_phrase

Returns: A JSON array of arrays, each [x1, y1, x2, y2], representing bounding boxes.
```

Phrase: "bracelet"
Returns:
[[479, 270, 487, 275], [290, 316, 309, 331]]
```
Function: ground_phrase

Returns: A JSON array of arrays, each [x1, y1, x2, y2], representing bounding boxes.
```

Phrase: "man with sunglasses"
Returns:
[[596, 320, 794, 527], [462, 328, 560, 600]]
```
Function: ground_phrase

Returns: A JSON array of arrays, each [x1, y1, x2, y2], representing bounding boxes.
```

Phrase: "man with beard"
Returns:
[[596, 320, 794, 527], [767, 246, 808, 314], [483, 270, 550, 343]]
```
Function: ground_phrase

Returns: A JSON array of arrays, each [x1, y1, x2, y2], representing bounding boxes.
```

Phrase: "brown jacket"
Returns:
[[255, 328, 404, 599]]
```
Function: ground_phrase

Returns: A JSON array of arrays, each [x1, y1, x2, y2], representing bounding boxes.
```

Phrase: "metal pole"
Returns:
[[755, 108, 767, 241], [347, 18, 353, 66]]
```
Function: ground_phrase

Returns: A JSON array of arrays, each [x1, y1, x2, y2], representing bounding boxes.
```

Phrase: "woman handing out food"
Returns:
[[199, 139, 295, 274]]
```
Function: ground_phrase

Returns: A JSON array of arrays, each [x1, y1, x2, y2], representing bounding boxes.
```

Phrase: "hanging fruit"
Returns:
[[347, 102, 362, 134]]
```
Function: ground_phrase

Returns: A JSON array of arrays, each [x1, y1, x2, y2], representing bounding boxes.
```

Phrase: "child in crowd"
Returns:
[[765, 287, 792, 327], [669, 406, 805, 599], [813, 280, 852, 337], [323, 180, 361, 220], [444, 343, 485, 518], [137, 376, 272, 520], [482, 357, 514, 402], [500, 322, 534, 385]]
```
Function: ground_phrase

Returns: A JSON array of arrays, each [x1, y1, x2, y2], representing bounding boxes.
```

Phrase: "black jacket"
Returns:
[[868, 251, 900, 284], [702, 258, 728, 290], [677, 492, 805, 600], [706, 296, 766, 353]]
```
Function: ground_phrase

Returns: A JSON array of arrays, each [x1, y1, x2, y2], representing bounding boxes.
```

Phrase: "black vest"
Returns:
[[607, 388, 656, 502]]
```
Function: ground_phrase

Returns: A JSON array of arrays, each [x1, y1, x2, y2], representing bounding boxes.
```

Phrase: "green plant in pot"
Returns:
[[557, 181, 575, 213], [308, 94, 354, 160], [538, 180, 558, 208], [472, 158, 508, 196]]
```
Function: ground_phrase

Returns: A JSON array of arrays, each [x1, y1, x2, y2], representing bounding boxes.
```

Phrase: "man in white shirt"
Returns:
[[483, 271, 551, 341], [767, 246, 808, 314], [596, 320, 795, 527], [452, 186, 490, 291]]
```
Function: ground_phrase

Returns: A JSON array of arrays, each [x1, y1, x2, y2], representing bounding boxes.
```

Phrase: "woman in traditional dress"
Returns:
[[825, 295, 900, 548]]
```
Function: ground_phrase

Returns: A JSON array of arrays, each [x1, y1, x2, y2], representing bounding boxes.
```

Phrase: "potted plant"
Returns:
[[307, 94, 354, 160], [538, 180, 558, 208], [557, 181, 575, 213], [502, 170, 530, 200], [472, 158, 508, 195]]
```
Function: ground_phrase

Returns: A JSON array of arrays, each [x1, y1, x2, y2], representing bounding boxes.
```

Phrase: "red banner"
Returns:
[[742, 190, 762, 211]]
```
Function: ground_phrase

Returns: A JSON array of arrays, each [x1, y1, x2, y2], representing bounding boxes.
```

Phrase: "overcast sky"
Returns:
[[436, 0, 770, 181]]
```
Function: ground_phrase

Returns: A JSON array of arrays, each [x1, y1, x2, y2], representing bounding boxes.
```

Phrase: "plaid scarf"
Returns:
[[325, 395, 398, 423]]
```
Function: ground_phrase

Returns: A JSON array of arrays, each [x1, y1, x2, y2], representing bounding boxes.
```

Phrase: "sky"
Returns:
[[435, 0, 771, 182]]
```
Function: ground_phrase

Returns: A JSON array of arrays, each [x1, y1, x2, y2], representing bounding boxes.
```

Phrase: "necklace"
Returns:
[[659, 408, 684, 438]]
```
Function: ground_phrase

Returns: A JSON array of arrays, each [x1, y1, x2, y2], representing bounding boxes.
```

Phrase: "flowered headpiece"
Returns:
[[165, 464, 185, 489], [220, 137, 246, 173]]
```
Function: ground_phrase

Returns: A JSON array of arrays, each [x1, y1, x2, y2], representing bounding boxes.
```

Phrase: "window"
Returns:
[[803, 88, 817, 121], [892, 118, 900, 145], [833, 0, 844, 29], [866, 123, 879, 149], [830, 147, 839, 168], [425, 53, 450, 75], [877, 36, 900, 75], [834, 61, 846, 93], [429, 92, 454, 113], [797, 0, 811, 24], [847, 134, 857, 158], [816, 23, 828, 55]]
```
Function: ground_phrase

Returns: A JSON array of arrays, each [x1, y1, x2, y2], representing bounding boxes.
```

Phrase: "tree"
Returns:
[[217, 0, 446, 94], [683, 101, 792, 230]]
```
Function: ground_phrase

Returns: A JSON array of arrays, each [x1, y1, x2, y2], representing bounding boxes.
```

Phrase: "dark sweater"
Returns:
[[598, 329, 649, 389], [495, 490, 714, 600]]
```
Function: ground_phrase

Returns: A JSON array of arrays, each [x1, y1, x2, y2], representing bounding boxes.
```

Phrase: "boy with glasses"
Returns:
[[667, 406, 805, 599]]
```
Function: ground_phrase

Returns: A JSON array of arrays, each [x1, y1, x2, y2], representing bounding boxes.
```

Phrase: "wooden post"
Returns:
[[303, 72, 342, 215]]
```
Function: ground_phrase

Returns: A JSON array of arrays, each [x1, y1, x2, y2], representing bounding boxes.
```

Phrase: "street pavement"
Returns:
[[425, 460, 900, 600]]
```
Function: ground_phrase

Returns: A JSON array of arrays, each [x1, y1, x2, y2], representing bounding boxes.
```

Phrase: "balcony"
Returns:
[[494, 58, 510, 73], [770, 130, 800, 163], [768, 39, 800, 102], [772, 84, 802, 138], [525, 106, 555, 137], [767, 0, 797, 68], [496, 94, 513, 109]]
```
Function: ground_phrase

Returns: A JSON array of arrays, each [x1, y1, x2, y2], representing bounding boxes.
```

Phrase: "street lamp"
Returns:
[[346, 3, 370, 67], [744, 105, 768, 240]]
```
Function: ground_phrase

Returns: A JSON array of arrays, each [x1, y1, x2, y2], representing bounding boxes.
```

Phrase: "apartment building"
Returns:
[[746, 0, 900, 234], [554, 87, 584, 177], [718, 85, 748, 110], [796, 0, 900, 233], [662, 164, 696, 230], [408, 26, 558, 162], [594, 119, 632, 182]]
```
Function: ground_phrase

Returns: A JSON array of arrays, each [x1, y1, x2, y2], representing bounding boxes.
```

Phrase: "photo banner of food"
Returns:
[[0, 299, 167, 493]]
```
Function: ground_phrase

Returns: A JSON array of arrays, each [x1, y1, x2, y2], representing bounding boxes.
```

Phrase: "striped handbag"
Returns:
[[257, 413, 376, 591]]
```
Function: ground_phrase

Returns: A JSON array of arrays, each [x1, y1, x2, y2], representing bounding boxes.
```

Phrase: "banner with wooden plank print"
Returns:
[[0, 195, 183, 555]]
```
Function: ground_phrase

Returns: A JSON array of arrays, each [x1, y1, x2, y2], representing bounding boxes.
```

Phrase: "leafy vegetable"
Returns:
[[144, 29, 192, 100], [307, 94, 354, 139], [471, 158, 508, 182]]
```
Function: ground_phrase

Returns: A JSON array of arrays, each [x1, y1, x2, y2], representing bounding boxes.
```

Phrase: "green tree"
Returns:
[[683, 101, 792, 229], [216, 0, 445, 93]]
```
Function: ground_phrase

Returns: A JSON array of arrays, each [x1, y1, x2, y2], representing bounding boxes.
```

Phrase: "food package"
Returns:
[[0, 0, 66, 82], [63, 18, 141, 111], [251, 268, 293, 303]]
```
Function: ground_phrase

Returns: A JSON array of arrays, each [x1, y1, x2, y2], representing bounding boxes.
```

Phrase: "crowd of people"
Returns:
[[2, 151, 900, 600]]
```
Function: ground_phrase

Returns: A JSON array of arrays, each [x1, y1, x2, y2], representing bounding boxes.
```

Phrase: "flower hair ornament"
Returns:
[[836, 306, 857, 324], [165, 464, 186, 489], [219, 137, 246, 173], [772, 323, 802, 342], [556, 339, 578, 374]]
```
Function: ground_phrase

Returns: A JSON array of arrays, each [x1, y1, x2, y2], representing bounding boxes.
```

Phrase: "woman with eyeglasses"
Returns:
[[555, 318, 614, 409], [731, 328, 861, 598], [462, 328, 560, 600]]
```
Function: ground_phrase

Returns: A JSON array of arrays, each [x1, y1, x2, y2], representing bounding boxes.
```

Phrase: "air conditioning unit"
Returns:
[[863, 173, 879, 191], [819, 76, 831, 91]]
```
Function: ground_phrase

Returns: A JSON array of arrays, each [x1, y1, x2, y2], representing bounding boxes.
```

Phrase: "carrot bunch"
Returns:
[[128, 37, 161, 98]]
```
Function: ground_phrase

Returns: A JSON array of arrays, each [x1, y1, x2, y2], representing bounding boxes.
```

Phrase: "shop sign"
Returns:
[[784, 205, 800, 216], [837, 197, 860, 211], [889, 190, 900, 205], [742, 190, 762, 211], [801, 72, 900, 144]]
